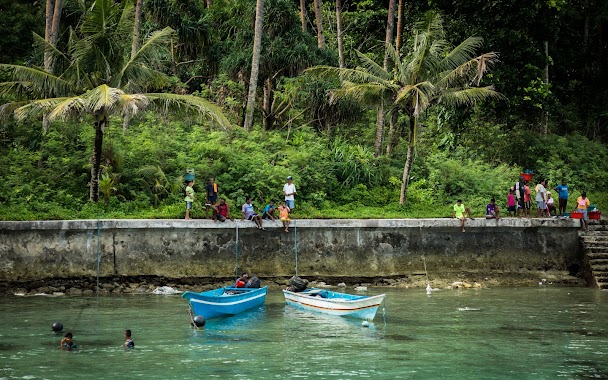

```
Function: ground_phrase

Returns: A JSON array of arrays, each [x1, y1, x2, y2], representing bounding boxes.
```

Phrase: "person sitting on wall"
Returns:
[[486, 198, 501, 220], [211, 198, 233, 222], [262, 200, 276, 220], [546, 192, 556, 216], [453, 199, 473, 233]]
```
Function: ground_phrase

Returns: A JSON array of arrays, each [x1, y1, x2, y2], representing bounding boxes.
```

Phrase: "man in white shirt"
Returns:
[[283, 176, 296, 211]]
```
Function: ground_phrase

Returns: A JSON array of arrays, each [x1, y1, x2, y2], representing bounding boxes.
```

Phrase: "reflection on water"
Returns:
[[0, 287, 607, 379]]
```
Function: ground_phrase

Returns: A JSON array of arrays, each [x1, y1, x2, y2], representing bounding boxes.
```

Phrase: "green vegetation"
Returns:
[[0, 0, 606, 220]]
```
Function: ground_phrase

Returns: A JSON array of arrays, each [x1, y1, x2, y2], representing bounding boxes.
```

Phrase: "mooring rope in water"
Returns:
[[423, 255, 430, 287], [294, 220, 298, 277], [382, 298, 387, 325], [96, 219, 101, 296], [187, 305, 199, 330], [235, 224, 239, 277]]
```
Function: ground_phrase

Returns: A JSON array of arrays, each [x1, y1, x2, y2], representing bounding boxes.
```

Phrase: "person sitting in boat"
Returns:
[[235, 272, 248, 288]]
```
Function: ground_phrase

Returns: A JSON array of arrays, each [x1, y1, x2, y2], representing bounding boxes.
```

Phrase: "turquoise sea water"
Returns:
[[1, 287, 607, 379]]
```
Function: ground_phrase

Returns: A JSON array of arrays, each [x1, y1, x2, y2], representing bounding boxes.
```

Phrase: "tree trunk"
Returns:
[[395, 0, 404, 51], [374, 104, 385, 157], [50, 0, 62, 47], [300, 0, 307, 32], [373, 0, 396, 156], [206, 0, 213, 7], [243, 0, 265, 130], [385, 108, 399, 156], [313, 0, 325, 48], [399, 115, 416, 205], [383, 0, 396, 68], [90, 115, 107, 202], [131, 0, 143, 59], [336, 0, 344, 69], [541, 40, 549, 135], [43, 0, 58, 133], [262, 78, 274, 130], [44, 0, 54, 73]]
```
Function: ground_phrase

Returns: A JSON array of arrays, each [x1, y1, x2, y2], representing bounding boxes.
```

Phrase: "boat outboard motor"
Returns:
[[287, 276, 308, 292], [246, 276, 261, 288]]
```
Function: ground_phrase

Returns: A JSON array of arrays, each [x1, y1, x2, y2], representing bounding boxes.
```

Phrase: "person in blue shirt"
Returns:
[[262, 200, 276, 220], [554, 179, 569, 216]]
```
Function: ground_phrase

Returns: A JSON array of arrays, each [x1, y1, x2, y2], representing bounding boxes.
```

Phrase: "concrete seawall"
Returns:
[[0, 218, 586, 290]]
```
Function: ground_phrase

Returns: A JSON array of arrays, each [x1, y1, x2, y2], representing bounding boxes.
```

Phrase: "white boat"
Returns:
[[282, 288, 386, 321]]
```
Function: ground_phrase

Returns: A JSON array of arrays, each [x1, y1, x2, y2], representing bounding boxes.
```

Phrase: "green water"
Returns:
[[1, 287, 607, 379]]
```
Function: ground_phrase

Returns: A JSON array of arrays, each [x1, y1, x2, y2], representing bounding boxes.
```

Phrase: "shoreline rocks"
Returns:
[[0, 271, 585, 297]]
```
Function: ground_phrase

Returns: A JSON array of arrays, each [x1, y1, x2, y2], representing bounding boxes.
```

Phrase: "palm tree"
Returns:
[[0, 0, 229, 202], [243, 0, 265, 130], [308, 11, 501, 204]]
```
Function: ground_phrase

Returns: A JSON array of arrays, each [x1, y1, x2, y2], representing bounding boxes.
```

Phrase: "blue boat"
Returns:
[[182, 286, 268, 320]]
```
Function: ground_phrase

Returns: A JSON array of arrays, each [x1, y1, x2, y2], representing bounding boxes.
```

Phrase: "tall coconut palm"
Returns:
[[243, 0, 265, 130], [308, 11, 501, 204], [0, 0, 229, 202]]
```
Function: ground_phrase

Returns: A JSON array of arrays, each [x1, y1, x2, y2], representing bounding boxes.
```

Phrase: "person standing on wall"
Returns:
[[283, 176, 296, 212], [206, 177, 218, 219], [184, 180, 195, 220], [554, 179, 569, 216], [576, 192, 591, 231]]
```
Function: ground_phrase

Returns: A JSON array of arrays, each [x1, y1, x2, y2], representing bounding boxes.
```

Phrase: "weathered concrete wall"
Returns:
[[0, 218, 584, 284]]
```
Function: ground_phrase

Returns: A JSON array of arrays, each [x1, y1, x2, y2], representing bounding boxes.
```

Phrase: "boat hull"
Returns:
[[182, 286, 268, 320], [283, 288, 385, 320]]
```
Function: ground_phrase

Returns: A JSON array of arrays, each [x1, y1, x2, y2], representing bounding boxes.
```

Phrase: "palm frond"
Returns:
[[306, 66, 390, 87], [115, 27, 175, 88], [438, 86, 503, 107], [331, 83, 391, 106], [439, 36, 484, 71], [436, 52, 500, 89], [355, 50, 391, 81], [145, 93, 232, 129], [0, 100, 28, 121], [395, 81, 435, 116], [0, 64, 73, 97], [0, 81, 32, 98], [32, 33, 70, 68], [81, 84, 125, 115], [13, 97, 78, 121]]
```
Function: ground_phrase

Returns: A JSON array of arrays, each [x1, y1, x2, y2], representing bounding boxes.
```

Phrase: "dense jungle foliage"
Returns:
[[0, 0, 607, 220]]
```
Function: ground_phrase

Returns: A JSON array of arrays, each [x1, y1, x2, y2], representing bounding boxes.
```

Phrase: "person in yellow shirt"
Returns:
[[278, 201, 291, 232], [575, 191, 591, 231], [453, 199, 473, 233], [184, 180, 195, 220]]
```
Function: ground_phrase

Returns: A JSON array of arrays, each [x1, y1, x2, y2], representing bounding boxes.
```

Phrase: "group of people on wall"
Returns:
[[453, 177, 593, 232], [183, 176, 296, 232]]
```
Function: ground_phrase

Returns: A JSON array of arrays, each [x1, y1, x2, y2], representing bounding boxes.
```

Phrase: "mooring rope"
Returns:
[[382, 298, 387, 325], [96, 219, 101, 296], [294, 220, 298, 277], [235, 224, 239, 277]]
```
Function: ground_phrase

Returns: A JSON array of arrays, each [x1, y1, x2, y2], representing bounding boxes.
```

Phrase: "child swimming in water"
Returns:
[[124, 329, 134, 349], [60, 332, 77, 350]]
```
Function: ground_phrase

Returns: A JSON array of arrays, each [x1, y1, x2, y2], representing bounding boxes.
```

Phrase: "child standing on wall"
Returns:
[[278, 201, 291, 232], [507, 188, 516, 217], [185, 180, 195, 220]]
